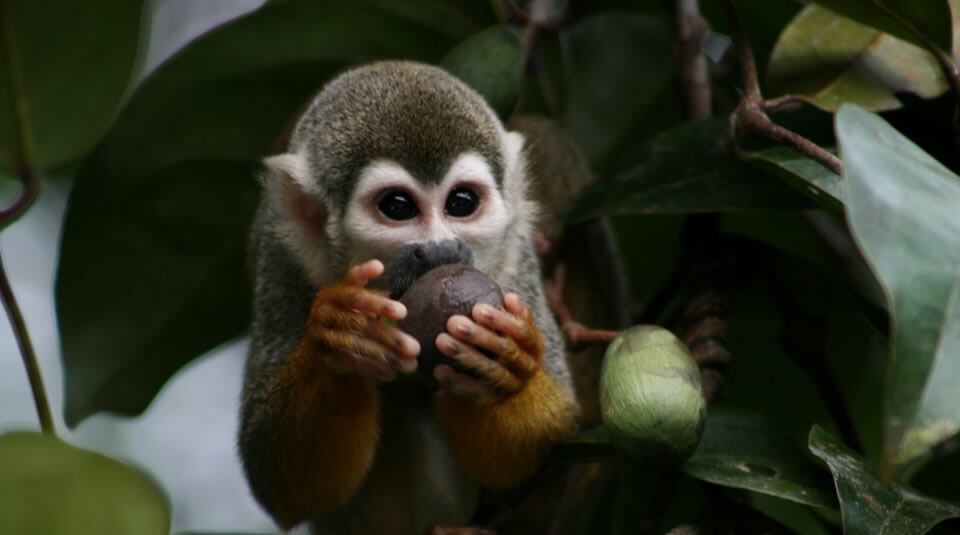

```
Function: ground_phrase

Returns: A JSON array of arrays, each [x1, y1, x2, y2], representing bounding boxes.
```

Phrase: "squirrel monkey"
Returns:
[[238, 61, 580, 534]]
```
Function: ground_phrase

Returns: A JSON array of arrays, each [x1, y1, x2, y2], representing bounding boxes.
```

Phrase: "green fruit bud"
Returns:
[[600, 325, 707, 464]]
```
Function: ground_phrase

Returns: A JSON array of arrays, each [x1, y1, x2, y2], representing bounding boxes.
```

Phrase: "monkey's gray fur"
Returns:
[[238, 61, 573, 534]]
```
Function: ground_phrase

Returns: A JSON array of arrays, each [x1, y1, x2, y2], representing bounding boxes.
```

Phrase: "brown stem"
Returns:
[[0, 0, 54, 436], [0, 253, 54, 435], [764, 94, 806, 113], [720, 0, 760, 101], [734, 103, 842, 175], [673, 0, 712, 120], [520, 0, 557, 71], [544, 263, 622, 350], [721, 0, 843, 176], [0, 0, 41, 228]]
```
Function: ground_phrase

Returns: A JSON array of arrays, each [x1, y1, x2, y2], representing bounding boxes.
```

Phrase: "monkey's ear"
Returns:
[[262, 153, 326, 240], [502, 131, 534, 213]]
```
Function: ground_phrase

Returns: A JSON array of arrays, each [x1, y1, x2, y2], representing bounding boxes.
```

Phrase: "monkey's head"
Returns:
[[262, 61, 535, 296]]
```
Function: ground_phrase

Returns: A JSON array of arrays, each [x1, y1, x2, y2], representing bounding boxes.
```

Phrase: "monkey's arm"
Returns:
[[433, 294, 578, 489], [239, 260, 417, 529]]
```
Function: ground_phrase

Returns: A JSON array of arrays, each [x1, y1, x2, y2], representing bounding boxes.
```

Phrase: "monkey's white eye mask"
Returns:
[[341, 152, 510, 259]]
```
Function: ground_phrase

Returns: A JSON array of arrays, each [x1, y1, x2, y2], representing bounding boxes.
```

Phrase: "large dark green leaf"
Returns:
[[56, 0, 474, 426], [737, 145, 843, 212], [769, 5, 947, 112], [441, 24, 522, 119], [682, 409, 836, 508], [836, 105, 960, 469], [806, 0, 953, 53], [0, 0, 144, 170], [809, 425, 960, 535], [0, 431, 169, 534], [564, 119, 811, 223]]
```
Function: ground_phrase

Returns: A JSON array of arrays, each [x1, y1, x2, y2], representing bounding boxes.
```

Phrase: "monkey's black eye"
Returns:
[[378, 191, 419, 221], [445, 188, 480, 218]]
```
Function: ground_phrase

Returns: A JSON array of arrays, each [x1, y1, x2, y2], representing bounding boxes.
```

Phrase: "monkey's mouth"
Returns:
[[383, 240, 475, 298]]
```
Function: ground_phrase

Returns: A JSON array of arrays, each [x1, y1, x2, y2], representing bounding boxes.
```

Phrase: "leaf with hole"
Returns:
[[809, 425, 960, 535], [56, 0, 474, 426], [836, 104, 960, 469], [769, 5, 947, 112], [681, 409, 836, 508], [0, 431, 169, 534]]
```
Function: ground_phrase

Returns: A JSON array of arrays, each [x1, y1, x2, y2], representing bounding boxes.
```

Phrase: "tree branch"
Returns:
[[0, 0, 54, 436], [720, 0, 842, 177], [673, 0, 712, 120], [0, 252, 54, 435]]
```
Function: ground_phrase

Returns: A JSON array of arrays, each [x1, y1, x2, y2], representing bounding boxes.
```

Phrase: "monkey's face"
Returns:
[[342, 152, 513, 298]]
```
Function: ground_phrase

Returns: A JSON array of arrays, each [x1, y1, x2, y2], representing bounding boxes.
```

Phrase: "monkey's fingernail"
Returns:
[[446, 339, 461, 353], [477, 305, 494, 320], [456, 323, 472, 335]]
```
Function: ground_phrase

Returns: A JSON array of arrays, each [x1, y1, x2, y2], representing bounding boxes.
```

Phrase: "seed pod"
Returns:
[[600, 325, 707, 464], [397, 264, 503, 383]]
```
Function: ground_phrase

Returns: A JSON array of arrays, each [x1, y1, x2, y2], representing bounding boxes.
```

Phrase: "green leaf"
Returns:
[[0, 0, 144, 170], [56, 0, 473, 426], [682, 409, 836, 508], [769, 5, 947, 112], [441, 25, 522, 119], [0, 431, 169, 534], [902, 276, 960, 466], [806, 0, 953, 53], [564, 119, 811, 223], [738, 145, 843, 212], [836, 105, 960, 469], [809, 425, 960, 535]]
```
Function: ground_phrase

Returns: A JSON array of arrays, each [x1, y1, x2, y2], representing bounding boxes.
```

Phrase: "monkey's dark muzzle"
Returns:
[[386, 239, 474, 298]]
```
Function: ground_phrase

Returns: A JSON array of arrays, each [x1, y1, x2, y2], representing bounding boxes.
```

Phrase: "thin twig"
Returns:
[[0, 253, 54, 435], [0, 0, 54, 436], [720, 0, 760, 101], [734, 105, 842, 175], [720, 0, 842, 176], [0, 0, 41, 228], [673, 0, 712, 120], [544, 263, 621, 349]]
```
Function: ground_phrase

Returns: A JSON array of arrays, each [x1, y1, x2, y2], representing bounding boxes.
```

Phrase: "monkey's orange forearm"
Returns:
[[266, 338, 380, 529], [435, 368, 578, 489]]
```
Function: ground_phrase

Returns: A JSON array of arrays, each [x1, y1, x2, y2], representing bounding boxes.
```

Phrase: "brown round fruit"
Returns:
[[397, 264, 504, 383]]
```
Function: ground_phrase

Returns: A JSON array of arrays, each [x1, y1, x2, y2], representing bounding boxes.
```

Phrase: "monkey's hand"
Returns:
[[305, 259, 421, 382], [259, 260, 419, 529], [433, 294, 578, 489]]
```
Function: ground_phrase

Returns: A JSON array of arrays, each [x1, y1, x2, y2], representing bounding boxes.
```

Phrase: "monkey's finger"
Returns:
[[502, 293, 529, 320], [446, 315, 517, 358], [366, 317, 420, 371], [481, 296, 544, 357], [326, 286, 407, 320], [472, 302, 527, 342], [343, 259, 385, 288], [434, 364, 498, 406], [315, 329, 395, 378], [436, 333, 521, 395]]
